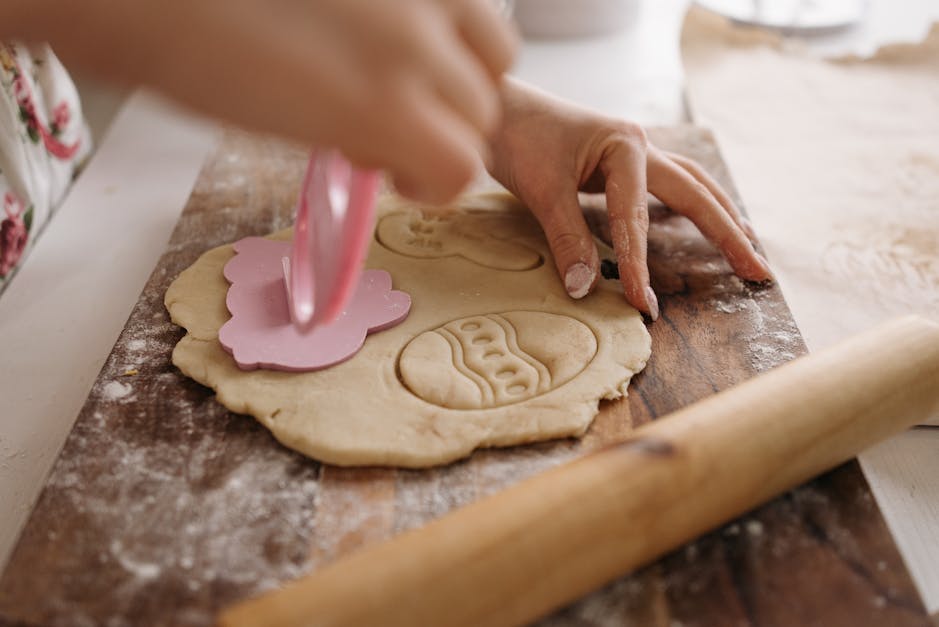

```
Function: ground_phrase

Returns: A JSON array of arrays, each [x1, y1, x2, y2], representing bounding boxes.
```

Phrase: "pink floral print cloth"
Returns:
[[0, 42, 91, 293]]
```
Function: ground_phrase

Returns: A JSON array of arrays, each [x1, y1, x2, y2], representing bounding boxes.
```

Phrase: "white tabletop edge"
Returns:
[[0, 90, 217, 568]]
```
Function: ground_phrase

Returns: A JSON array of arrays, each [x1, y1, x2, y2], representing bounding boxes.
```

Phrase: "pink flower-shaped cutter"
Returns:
[[219, 237, 411, 372]]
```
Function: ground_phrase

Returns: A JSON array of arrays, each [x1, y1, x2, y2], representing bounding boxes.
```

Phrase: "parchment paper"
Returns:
[[681, 8, 938, 400]]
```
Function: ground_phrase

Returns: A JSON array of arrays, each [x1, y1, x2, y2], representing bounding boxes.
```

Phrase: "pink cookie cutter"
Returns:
[[219, 237, 411, 372], [287, 150, 382, 332]]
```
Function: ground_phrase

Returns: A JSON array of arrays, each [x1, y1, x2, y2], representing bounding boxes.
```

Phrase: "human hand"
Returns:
[[8, 0, 516, 203], [487, 79, 772, 320]]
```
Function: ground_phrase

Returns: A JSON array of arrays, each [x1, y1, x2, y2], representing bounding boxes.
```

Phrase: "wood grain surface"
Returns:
[[0, 128, 930, 627]]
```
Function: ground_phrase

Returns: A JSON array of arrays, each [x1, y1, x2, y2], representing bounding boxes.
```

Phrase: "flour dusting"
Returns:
[[101, 380, 134, 402], [26, 137, 319, 626], [127, 339, 147, 352]]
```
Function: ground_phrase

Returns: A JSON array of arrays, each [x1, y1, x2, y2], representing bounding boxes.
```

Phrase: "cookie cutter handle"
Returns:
[[287, 150, 380, 332]]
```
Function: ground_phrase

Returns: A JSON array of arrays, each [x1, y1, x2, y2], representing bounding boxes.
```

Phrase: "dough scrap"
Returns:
[[166, 194, 651, 467]]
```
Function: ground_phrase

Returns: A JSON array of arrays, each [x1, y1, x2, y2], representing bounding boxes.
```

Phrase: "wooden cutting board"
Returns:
[[0, 128, 931, 627]]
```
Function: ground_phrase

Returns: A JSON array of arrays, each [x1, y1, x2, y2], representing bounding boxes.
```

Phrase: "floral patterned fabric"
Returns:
[[0, 42, 91, 293]]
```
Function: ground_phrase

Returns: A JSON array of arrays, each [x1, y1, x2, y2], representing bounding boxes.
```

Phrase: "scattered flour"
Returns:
[[714, 299, 749, 314], [110, 540, 161, 580], [101, 380, 134, 402], [127, 339, 147, 352]]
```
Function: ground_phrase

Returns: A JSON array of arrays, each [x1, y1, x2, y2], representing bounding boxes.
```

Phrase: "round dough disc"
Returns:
[[165, 194, 651, 468]]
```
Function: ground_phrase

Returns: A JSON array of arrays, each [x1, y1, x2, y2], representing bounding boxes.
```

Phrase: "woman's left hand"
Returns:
[[487, 78, 771, 320]]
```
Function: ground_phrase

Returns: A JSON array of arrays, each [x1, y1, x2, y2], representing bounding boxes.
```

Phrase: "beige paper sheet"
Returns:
[[682, 9, 938, 404], [680, 8, 939, 614]]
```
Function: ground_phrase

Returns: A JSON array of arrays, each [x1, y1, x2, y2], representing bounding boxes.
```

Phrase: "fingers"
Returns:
[[647, 147, 772, 282], [362, 0, 516, 202], [181, 0, 514, 207], [528, 195, 600, 300], [422, 20, 502, 136], [602, 130, 659, 320], [452, 0, 518, 80], [664, 150, 757, 241], [386, 89, 484, 203]]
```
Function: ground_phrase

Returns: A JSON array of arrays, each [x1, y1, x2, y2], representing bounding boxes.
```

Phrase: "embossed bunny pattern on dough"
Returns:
[[376, 206, 543, 271]]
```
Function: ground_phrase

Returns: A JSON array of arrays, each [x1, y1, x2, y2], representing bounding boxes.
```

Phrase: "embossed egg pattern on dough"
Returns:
[[376, 207, 543, 271], [399, 312, 598, 409]]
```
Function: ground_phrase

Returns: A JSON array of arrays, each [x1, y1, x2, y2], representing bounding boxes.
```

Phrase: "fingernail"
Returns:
[[565, 263, 595, 299], [644, 286, 660, 321]]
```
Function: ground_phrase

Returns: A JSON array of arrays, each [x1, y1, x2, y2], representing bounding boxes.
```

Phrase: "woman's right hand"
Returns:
[[8, 0, 517, 202]]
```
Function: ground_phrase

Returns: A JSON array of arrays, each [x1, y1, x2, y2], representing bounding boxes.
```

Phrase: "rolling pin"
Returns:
[[220, 315, 939, 627]]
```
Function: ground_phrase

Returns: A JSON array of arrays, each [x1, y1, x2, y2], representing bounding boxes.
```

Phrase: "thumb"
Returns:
[[528, 196, 600, 300]]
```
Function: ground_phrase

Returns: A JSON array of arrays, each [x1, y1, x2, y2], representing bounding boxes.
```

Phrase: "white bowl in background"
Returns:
[[513, 0, 641, 39]]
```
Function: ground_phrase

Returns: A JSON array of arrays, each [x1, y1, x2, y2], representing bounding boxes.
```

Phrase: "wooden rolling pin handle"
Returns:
[[220, 315, 939, 627]]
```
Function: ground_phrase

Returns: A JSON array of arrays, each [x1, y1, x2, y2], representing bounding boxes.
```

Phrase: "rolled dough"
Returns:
[[165, 193, 651, 467]]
